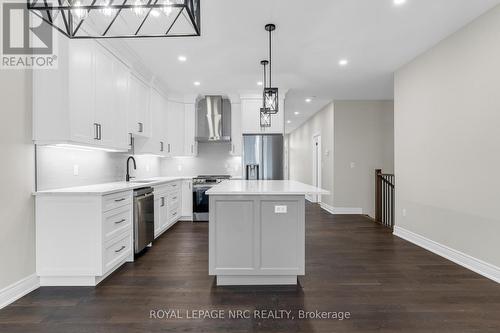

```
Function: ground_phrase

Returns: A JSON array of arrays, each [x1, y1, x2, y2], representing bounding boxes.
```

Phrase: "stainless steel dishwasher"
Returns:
[[133, 187, 154, 254]]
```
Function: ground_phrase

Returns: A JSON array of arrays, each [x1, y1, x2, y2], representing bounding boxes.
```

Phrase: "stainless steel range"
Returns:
[[192, 175, 231, 221]]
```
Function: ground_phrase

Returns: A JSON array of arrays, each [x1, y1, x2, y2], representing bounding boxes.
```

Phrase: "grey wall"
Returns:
[[36, 147, 162, 190], [288, 102, 334, 207], [161, 142, 242, 177], [334, 101, 394, 217], [0, 68, 36, 290], [395, 6, 500, 267]]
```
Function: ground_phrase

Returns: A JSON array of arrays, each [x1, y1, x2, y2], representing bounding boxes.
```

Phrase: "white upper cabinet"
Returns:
[[128, 75, 151, 138], [166, 100, 185, 157], [135, 88, 167, 156], [184, 103, 198, 156], [230, 102, 242, 156], [33, 39, 129, 151], [240, 95, 284, 134]]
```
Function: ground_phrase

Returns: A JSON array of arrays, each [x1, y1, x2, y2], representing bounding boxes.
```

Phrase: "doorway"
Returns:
[[312, 134, 322, 203]]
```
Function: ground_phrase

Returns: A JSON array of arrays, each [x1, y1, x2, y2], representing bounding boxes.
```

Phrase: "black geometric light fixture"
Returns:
[[260, 59, 271, 128], [263, 23, 278, 114], [27, 0, 201, 39]]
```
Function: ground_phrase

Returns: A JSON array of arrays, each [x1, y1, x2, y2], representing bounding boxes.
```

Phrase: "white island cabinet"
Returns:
[[206, 180, 328, 286]]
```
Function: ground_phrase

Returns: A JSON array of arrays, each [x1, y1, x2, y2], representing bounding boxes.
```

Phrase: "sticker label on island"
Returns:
[[274, 205, 288, 214]]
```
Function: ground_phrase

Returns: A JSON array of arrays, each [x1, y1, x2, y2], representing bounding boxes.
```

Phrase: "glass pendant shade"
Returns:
[[263, 87, 279, 114], [260, 108, 272, 127]]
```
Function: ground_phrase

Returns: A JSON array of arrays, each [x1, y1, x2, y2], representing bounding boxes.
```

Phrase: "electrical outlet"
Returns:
[[402, 208, 407, 217], [274, 205, 287, 214], [73, 165, 79, 176]]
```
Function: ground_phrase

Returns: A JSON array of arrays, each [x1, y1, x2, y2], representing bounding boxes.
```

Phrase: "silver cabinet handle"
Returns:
[[115, 198, 126, 202], [94, 123, 99, 140], [172, 196, 177, 200], [98, 124, 102, 140], [129, 133, 133, 147], [167, 143, 171, 153], [114, 219, 126, 224], [115, 245, 126, 253], [160, 141, 164, 152], [161, 197, 165, 207], [191, 144, 193, 154], [172, 212, 177, 216], [138, 122, 143, 133]]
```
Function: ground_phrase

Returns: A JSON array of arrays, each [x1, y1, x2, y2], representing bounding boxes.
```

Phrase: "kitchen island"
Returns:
[[206, 180, 329, 286]]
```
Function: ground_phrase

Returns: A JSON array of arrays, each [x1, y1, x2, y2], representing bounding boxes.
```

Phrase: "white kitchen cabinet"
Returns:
[[240, 95, 285, 134], [230, 102, 242, 155], [184, 103, 198, 156], [181, 179, 193, 220], [135, 88, 167, 156], [33, 39, 129, 151], [128, 75, 151, 138], [166, 100, 185, 156], [154, 185, 169, 238], [35, 191, 134, 286]]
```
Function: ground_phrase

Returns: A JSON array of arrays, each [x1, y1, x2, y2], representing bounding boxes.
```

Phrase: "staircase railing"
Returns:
[[375, 169, 395, 229]]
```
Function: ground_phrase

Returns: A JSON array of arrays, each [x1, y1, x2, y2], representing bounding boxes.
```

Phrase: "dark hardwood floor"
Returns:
[[1, 203, 499, 332]]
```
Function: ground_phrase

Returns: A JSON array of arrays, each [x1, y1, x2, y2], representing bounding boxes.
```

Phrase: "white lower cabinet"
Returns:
[[35, 191, 134, 286], [181, 179, 193, 220], [153, 181, 182, 239]]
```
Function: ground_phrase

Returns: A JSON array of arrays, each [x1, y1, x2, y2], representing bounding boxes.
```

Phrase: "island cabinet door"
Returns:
[[259, 198, 305, 275]]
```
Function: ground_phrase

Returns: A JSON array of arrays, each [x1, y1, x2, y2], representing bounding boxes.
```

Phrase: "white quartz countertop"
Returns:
[[206, 180, 330, 196], [34, 177, 193, 196]]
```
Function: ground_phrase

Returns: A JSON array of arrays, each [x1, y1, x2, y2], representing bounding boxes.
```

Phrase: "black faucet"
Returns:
[[126, 156, 136, 182]]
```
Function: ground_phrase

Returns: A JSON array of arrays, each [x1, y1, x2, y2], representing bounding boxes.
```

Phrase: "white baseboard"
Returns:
[[0, 274, 39, 309], [394, 226, 500, 284], [320, 203, 363, 215]]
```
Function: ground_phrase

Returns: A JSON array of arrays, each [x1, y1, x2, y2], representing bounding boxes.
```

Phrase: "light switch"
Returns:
[[177, 164, 182, 171], [146, 164, 150, 172], [73, 165, 79, 176], [402, 208, 407, 217], [274, 205, 287, 214], [350, 162, 356, 169]]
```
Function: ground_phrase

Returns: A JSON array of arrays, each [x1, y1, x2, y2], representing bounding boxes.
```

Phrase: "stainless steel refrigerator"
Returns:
[[243, 134, 284, 180]]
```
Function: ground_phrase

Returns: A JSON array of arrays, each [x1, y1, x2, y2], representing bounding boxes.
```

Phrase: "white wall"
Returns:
[[36, 146, 161, 190], [395, 5, 500, 268], [334, 101, 394, 217], [161, 142, 242, 178], [288, 102, 334, 207], [0, 68, 36, 290]]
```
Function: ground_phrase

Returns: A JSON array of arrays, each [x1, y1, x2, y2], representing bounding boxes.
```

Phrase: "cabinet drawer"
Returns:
[[166, 181, 181, 193], [168, 206, 180, 222], [154, 184, 169, 196], [103, 191, 132, 212], [103, 205, 132, 243], [104, 233, 131, 273], [167, 191, 180, 208]]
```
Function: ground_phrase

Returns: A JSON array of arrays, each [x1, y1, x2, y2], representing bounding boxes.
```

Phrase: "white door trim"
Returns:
[[312, 133, 322, 203]]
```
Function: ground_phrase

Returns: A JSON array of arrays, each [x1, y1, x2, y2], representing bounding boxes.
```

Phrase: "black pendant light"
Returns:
[[27, 0, 201, 39], [263, 23, 278, 114], [260, 60, 271, 127]]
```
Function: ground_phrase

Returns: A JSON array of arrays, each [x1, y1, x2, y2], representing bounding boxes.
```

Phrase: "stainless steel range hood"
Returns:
[[196, 96, 231, 142]]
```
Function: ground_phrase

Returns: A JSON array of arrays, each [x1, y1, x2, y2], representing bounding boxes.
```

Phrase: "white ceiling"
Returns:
[[120, 0, 500, 133]]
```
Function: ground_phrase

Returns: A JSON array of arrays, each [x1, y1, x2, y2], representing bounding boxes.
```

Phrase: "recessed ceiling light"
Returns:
[[339, 59, 349, 66], [193, 81, 201, 86], [305, 98, 312, 103], [150, 9, 160, 17], [393, 0, 406, 6], [257, 81, 263, 86], [294, 111, 300, 115], [287, 120, 292, 124], [178, 55, 187, 62]]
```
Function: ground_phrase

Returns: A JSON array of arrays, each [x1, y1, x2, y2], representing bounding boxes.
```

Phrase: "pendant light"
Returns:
[[263, 23, 278, 114], [260, 60, 271, 127], [27, 0, 201, 39]]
